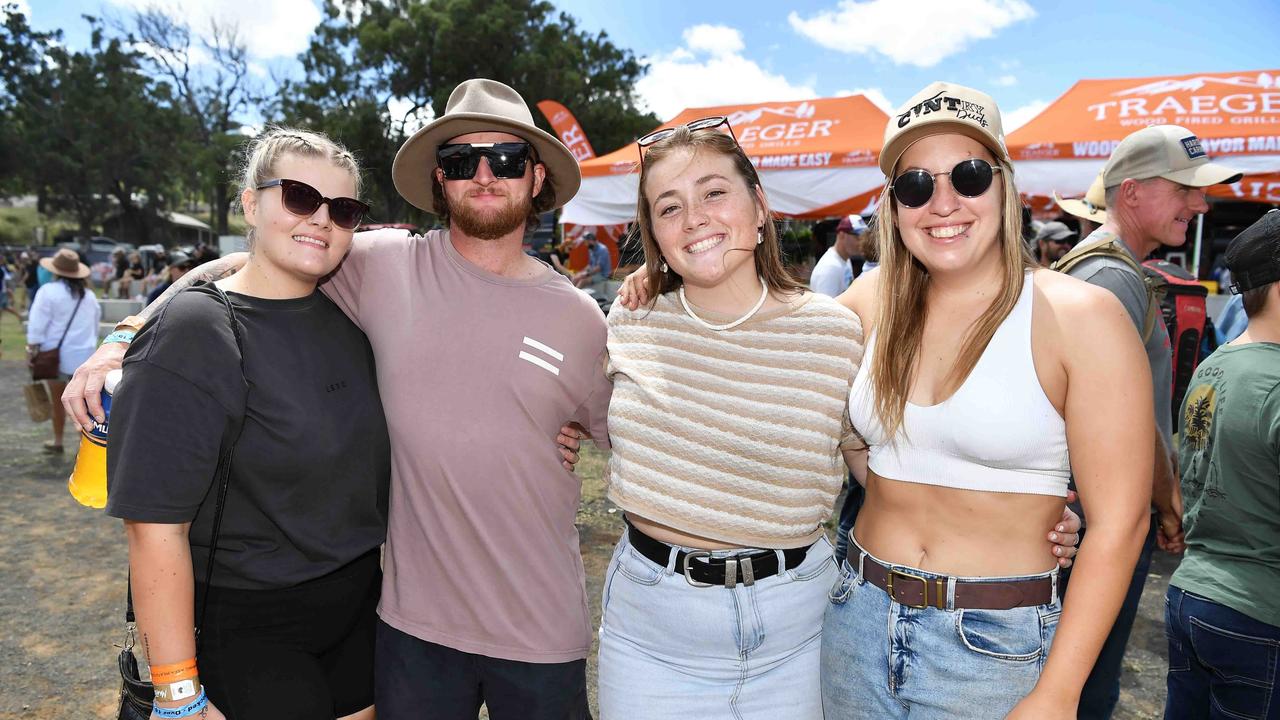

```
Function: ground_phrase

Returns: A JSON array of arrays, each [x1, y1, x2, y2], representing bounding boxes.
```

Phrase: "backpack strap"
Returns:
[[1051, 230, 1159, 342]]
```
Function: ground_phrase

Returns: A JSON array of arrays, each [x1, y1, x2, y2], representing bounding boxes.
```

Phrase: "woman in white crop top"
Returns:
[[821, 82, 1153, 720], [603, 117, 1083, 718]]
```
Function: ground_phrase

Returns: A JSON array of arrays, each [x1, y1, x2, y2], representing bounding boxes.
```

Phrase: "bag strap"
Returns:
[[1051, 231, 1159, 342], [55, 292, 85, 350], [124, 284, 248, 652], [194, 283, 247, 643]]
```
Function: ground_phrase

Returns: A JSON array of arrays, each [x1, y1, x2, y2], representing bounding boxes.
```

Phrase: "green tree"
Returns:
[[275, 0, 657, 223], [0, 10, 193, 243]]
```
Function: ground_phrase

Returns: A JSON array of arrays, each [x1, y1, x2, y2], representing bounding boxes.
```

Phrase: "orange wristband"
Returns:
[[149, 658, 198, 683]]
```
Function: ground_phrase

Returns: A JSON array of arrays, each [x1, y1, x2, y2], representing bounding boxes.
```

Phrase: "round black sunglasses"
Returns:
[[890, 159, 1003, 209]]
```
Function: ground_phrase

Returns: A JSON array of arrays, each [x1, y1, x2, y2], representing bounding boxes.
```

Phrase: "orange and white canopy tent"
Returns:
[[560, 95, 889, 226], [1007, 69, 1280, 207]]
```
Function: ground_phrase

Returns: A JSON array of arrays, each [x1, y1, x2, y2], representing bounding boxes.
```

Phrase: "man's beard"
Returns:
[[449, 189, 532, 240]]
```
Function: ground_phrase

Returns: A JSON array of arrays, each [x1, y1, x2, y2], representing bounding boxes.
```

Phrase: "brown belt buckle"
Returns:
[[886, 568, 936, 609]]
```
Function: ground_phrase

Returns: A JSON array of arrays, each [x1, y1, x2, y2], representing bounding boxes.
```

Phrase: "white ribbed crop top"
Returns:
[[847, 272, 1071, 496]]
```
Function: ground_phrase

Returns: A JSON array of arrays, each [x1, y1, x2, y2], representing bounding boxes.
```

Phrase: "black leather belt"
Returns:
[[625, 519, 810, 588]]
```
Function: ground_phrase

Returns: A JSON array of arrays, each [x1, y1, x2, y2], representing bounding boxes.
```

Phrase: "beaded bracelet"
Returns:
[[102, 330, 136, 346], [152, 687, 208, 718]]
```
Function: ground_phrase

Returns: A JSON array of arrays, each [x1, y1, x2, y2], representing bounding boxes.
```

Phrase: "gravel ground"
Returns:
[[0, 359, 1172, 718]]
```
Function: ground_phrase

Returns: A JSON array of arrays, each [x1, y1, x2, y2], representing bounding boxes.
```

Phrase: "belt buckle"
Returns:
[[682, 551, 714, 588], [886, 568, 933, 609]]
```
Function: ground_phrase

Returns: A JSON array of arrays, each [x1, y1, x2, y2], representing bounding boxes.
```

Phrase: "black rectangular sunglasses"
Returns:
[[437, 142, 533, 180], [256, 179, 370, 230]]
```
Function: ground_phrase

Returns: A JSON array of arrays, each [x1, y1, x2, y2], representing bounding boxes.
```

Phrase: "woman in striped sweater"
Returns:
[[597, 119, 866, 719]]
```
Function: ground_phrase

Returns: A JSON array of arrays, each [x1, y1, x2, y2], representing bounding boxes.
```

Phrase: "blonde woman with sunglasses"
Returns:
[[821, 83, 1150, 719], [105, 128, 388, 720]]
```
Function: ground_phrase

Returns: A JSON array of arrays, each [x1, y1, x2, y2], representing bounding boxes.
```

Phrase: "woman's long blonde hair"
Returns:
[[870, 149, 1035, 439], [632, 127, 804, 305]]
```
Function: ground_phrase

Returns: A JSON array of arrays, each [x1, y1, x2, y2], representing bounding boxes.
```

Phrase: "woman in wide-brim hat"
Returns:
[[27, 248, 101, 452]]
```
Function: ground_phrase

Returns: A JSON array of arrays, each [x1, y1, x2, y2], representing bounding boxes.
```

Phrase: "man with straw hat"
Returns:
[[26, 248, 101, 452], [66, 79, 608, 719], [1053, 125, 1242, 719], [1055, 172, 1108, 236]]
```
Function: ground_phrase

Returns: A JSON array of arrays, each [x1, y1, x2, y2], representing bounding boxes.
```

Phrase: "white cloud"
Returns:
[[682, 24, 745, 57], [994, 74, 1018, 87], [1003, 99, 1049, 132], [789, 0, 1036, 68], [107, 0, 321, 60], [836, 87, 894, 114], [130, 39, 214, 67], [637, 25, 815, 120]]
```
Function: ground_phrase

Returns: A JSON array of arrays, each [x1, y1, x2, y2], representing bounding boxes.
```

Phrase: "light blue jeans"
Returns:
[[597, 529, 837, 720], [821, 539, 1062, 719]]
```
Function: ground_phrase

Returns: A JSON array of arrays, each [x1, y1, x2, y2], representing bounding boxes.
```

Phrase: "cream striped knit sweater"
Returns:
[[605, 290, 865, 549]]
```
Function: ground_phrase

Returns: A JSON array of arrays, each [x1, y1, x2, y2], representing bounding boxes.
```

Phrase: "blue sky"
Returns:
[[19, 0, 1280, 134]]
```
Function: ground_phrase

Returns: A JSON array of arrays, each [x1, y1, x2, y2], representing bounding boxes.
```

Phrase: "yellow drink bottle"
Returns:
[[68, 369, 121, 508]]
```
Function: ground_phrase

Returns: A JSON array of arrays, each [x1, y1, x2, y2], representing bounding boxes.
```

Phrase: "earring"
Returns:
[[757, 227, 764, 245], [660, 258, 668, 273]]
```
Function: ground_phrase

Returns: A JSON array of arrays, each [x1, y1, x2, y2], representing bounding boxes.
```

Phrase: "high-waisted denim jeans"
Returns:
[[597, 528, 837, 720], [821, 539, 1062, 719]]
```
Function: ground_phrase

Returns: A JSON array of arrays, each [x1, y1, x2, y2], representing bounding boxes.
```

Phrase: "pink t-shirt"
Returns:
[[322, 229, 612, 663]]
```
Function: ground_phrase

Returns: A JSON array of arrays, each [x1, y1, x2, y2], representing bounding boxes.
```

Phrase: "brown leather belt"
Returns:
[[853, 549, 1054, 610]]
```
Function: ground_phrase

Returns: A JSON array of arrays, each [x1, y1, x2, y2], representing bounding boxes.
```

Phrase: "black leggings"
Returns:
[[196, 550, 381, 719]]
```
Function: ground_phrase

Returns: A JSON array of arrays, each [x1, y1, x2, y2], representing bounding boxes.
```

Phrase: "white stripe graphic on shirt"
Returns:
[[522, 336, 565, 361], [519, 351, 560, 376]]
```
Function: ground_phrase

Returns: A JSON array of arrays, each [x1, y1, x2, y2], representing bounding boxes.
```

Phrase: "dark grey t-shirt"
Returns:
[[106, 284, 391, 590], [1068, 230, 1174, 444]]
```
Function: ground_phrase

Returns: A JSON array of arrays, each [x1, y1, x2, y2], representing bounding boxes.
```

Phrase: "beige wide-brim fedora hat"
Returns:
[[879, 81, 1011, 178], [392, 79, 581, 215], [39, 248, 91, 279], [1054, 172, 1109, 224]]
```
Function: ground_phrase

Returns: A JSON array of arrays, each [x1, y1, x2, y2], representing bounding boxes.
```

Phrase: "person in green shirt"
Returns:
[[1166, 209, 1280, 720]]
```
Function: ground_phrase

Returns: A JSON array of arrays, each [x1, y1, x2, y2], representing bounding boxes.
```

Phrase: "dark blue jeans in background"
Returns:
[[1164, 586, 1280, 720], [1058, 514, 1157, 719]]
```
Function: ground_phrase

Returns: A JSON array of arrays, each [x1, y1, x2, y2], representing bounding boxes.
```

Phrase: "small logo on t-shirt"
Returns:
[[326, 380, 349, 393], [519, 336, 564, 376]]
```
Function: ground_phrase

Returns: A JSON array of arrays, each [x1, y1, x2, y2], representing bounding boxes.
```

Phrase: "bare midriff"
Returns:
[[851, 471, 1065, 577], [625, 513, 769, 551]]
